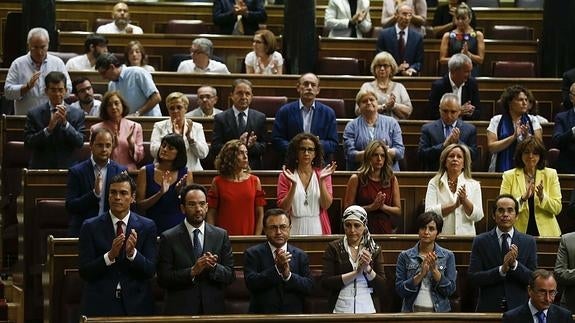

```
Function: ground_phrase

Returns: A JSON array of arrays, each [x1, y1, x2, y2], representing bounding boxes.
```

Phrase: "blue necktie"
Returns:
[[193, 228, 202, 260], [501, 233, 509, 258], [445, 124, 452, 138], [535, 310, 545, 323]]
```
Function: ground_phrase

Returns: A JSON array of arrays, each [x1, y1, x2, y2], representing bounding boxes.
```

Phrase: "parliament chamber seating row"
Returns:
[[18, 168, 575, 322], [50, 31, 541, 77], [45, 234, 561, 323]]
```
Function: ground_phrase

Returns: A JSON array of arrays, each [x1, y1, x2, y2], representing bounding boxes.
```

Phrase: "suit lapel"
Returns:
[[488, 229, 504, 263], [203, 223, 215, 254], [227, 109, 241, 137], [176, 222, 196, 262], [41, 104, 51, 128]]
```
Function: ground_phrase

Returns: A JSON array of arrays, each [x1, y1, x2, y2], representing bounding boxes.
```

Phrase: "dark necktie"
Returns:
[[193, 228, 202, 259], [398, 30, 406, 60], [501, 232, 510, 258], [535, 310, 546, 323], [445, 124, 452, 138], [238, 111, 246, 134], [116, 221, 124, 237]]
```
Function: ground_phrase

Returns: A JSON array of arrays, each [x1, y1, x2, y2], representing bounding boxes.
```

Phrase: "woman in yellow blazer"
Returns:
[[500, 137, 562, 237]]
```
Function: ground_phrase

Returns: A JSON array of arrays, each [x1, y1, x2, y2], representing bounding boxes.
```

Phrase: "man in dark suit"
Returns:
[[468, 194, 537, 312], [503, 269, 573, 323], [376, 3, 424, 76], [552, 82, 575, 174], [428, 53, 481, 120], [210, 79, 267, 169], [23, 71, 85, 168], [212, 0, 267, 35], [562, 67, 575, 109], [418, 93, 478, 171], [244, 208, 313, 314], [272, 73, 339, 163], [66, 127, 127, 237], [79, 173, 157, 317], [157, 184, 235, 315]]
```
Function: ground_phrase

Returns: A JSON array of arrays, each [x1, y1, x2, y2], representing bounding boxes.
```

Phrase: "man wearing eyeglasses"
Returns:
[[468, 194, 537, 312], [503, 269, 573, 323], [552, 82, 575, 174], [244, 208, 313, 314], [177, 38, 230, 74], [157, 184, 234, 314], [186, 86, 223, 117]]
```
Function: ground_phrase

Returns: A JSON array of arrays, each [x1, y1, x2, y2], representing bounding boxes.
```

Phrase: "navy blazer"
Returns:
[[503, 303, 573, 323], [66, 159, 127, 237], [212, 0, 267, 35], [272, 100, 339, 158], [553, 108, 575, 173], [244, 242, 314, 314], [428, 75, 481, 120], [418, 119, 478, 171], [210, 108, 267, 169], [468, 228, 537, 312], [157, 222, 235, 315], [562, 67, 575, 110], [376, 26, 424, 74], [79, 212, 157, 317], [23, 102, 85, 168]]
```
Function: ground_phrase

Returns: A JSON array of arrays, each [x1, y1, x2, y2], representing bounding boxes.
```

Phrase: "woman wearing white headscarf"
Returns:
[[321, 205, 386, 313]]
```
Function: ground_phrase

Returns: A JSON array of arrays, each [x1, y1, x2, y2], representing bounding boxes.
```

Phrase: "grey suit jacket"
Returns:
[[555, 232, 575, 313], [157, 221, 235, 315]]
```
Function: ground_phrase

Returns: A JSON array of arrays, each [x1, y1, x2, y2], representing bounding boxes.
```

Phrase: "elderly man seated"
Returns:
[[177, 38, 231, 74]]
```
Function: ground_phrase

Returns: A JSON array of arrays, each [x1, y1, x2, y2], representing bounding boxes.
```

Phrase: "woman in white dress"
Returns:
[[277, 133, 337, 235], [244, 29, 283, 75]]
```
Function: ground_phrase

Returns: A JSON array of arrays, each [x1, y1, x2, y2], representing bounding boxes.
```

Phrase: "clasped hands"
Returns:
[[356, 249, 373, 275], [501, 244, 519, 273], [47, 104, 68, 131], [416, 251, 441, 282], [109, 229, 138, 261], [239, 131, 257, 148], [275, 248, 292, 279], [523, 179, 544, 202], [191, 252, 219, 277]]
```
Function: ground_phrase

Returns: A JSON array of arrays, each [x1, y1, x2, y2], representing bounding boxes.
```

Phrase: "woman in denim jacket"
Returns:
[[395, 212, 457, 312]]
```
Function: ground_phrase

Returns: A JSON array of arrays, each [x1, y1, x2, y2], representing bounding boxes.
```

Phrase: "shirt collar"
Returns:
[[110, 211, 130, 227], [395, 24, 408, 35], [528, 300, 548, 317], [90, 156, 110, 170], [449, 72, 465, 89], [298, 99, 315, 110], [268, 241, 288, 257], [185, 219, 206, 236], [496, 226, 514, 240], [442, 120, 457, 128], [232, 106, 249, 116]]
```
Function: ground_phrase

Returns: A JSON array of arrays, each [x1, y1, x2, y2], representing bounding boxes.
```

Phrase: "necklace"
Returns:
[[447, 177, 458, 192], [525, 171, 535, 183]]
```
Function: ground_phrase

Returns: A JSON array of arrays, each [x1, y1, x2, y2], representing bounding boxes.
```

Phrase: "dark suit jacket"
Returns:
[[65, 159, 127, 237], [376, 26, 424, 74], [553, 109, 575, 173], [272, 100, 339, 159], [503, 303, 573, 323], [79, 212, 157, 317], [428, 74, 481, 120], [244, 242, 314, 314], [157, 222, 235, 315], [418, 118, 478, 171], [24, 102, 85, 168], [212, 0, 267, 35], [468, 228, 537, 312], [562, 67, 575, 109], [210, 107, 267, 169]]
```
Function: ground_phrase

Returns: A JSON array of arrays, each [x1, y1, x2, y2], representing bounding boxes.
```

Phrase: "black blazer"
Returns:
[[79, 212, 157, 317], [468, 228, 537, 312], [212, 0, 267, 35], [418, 118, 478, 171], [503, 303, 573, 323], [65, 159, 127, 237], [244, 242, 314, 314], [23, 102, 85, 168], [157, 222, 235, 315], [428, 74, 481, 120], [210, 108, 267, 169]]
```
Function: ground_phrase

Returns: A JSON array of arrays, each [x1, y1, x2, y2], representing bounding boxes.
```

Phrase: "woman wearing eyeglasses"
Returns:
[[345, 89, 405, 171], [355, 52, 413, 119], [245, 29, 283, 75], [277, 133, 336, 235]]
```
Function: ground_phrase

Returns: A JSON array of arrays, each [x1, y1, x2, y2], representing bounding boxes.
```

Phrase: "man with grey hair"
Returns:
[[177, 38, 230, 74], [428, 53, 480, 120], [186, 86, 223, 117], [418, 92, 478, 170], [4, 27, 71, 115]]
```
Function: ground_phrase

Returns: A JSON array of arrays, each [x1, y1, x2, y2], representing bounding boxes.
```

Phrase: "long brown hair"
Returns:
[[357, 140, 393, 187]]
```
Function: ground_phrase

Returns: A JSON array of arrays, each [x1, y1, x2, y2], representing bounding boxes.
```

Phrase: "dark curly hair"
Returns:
[[284, 133, 324, 170], [157, 133, 187, 170], [500, 84, 529, 114], [513, 136, 546, 170], [215, 139, 250, 177]]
